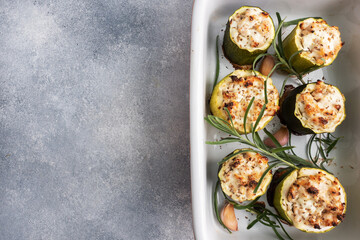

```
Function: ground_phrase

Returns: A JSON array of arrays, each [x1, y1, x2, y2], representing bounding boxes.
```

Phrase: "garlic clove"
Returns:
[[259, 55, 275, 77], [220, 202, 238, 231], [264, 126, 289, 148]]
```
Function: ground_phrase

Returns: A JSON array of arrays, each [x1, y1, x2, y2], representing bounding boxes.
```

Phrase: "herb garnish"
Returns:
[[212, 35, 220, 90], [307, 133, 342, 171]]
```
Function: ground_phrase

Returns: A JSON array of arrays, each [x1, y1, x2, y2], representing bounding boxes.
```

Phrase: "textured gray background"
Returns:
[[0, 0, 193, 239]]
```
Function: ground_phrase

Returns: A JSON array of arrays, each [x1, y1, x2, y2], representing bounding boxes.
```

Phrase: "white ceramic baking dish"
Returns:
[[190, 0, 360, 239]]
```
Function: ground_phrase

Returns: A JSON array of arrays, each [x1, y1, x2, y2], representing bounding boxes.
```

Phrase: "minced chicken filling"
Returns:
[[295, 80, 345, 133], [218, 74, 279, 132], [285, 171, 345, 230], [297, 18, 343, 65], [229, 7, 274, 49], [219, 152, 271, 202]]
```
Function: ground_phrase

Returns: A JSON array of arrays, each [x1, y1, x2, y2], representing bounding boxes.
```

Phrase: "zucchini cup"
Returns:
[[283, 18, 343, 73], [223, 6, 275, 66], [279, 80, 345, 135], [273, 168, 346, 233], [210, 70, 279, 133], [218, 150, 272, 203]]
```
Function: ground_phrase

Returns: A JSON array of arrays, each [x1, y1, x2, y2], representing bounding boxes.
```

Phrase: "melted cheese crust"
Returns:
[[219, 151, 271, 202], [229, 7, 274, 50], [285, 170, 346, 231], [296, 18, 342, 65], [217, 72, 279, 132], [295, 81, 345, 133]]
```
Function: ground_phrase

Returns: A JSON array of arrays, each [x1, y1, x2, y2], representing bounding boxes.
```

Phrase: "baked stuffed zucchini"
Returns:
[[218, 149, 272, 203], [273, 168, 346, 233], [210, 69, 279, 133], [283, 18, 343, 74], [223, 6, 275, 66], [279, 80, 345, 135]]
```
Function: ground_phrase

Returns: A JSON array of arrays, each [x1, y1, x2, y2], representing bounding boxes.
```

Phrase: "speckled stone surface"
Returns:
[[0, 1, 192, 239]]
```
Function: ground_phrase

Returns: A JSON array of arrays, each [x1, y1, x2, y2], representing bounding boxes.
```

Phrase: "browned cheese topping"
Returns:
[[297, 18, 343, 65], [295, 80, 345, 133], [229, 7, 274, 49], [219, 152, 271, 202], [286, 171, 346, 230], [219, 74, 279, 132]]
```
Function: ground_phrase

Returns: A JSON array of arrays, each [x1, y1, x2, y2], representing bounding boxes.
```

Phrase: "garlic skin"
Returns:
[[264, 126, 289, 148], [220, 202, 238, 231], [259, 55, 275, 76]]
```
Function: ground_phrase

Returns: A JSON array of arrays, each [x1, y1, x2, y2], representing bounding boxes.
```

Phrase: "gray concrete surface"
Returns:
[[0, 0, 192, 239]]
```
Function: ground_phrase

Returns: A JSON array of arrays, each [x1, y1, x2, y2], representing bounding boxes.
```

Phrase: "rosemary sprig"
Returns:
[[287, 131, 297, 156], [205, 111, 303, 169], [306, 133, 342, 171], [272, 13, 306, 85], [214, 180, 232, 233], [247, 204, 293, 240], [212, 35, 220, 90]]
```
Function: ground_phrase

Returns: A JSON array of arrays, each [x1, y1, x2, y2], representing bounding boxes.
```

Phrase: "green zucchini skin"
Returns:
[[267, 167, 293, 207], [222, 6, 275, 66], [279, 84, 314, 135]]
